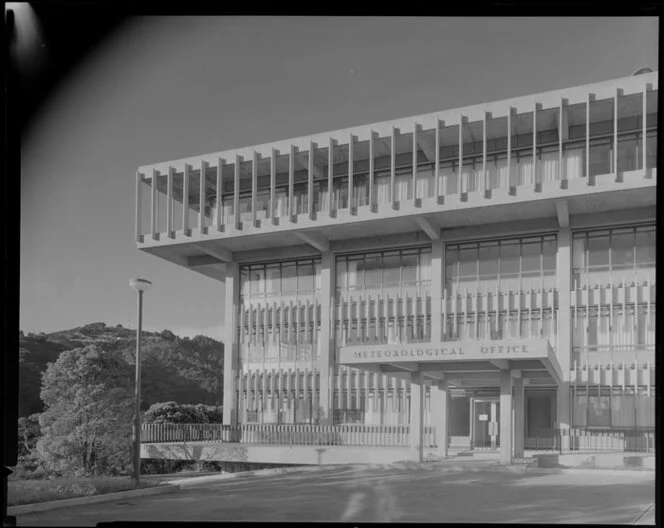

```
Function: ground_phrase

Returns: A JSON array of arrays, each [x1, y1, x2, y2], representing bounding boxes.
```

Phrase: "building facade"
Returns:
[[135, 72, 657, 463]]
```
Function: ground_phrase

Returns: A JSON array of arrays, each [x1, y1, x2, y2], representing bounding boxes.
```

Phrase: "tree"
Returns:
[[17, 414, 41, 458], [37, 345, 134, 476]]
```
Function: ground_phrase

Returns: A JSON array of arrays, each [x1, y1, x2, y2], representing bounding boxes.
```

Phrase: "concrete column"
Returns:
[[216, 159, 224, 231], [557, 226, 572, 450], [135, 171, 143, 242], [513, 374, 524, 459], [308, 141, 315, 220], [557, 227, 572, 375], [431, 239, 444, 342], [390, 128, 397, 207], [183, 164, 190, 233], [585, 93, 591, 183], [430, 380, 448, 458], [499, 370, 513, 465], [318, 252, 335, 424], [151, 169, 158, 239], [200, 161, 207, 232], [409, 370, 425, 462], [557, 382, 571, 451], [288, 146, 295, 220], [167, 167, 174, 237], [251, 152, 258, 228], [233, 156, 241, 230], [642, 84, 647, 172], [223, 262, 240, 425]]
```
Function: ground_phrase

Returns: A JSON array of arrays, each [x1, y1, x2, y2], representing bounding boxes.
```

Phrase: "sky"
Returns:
[[19, 16, 658, 341]]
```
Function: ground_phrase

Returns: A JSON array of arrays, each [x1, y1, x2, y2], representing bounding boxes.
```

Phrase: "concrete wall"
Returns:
[[141, 442, 437, 465], [534, 453, 655, 470]]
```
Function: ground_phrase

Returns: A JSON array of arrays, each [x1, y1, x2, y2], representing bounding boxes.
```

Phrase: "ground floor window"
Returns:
[[571, 386, 655, 430]]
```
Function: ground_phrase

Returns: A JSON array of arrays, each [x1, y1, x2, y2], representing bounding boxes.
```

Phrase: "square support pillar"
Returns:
[[499, 370, 513, 465], [409, 370, 425, 462], [430, 239, 444, 342], [513, 375, 524, 459], [317, 252, 335, 424], [557, 227, 572, 374], [556, 227, 572, 449], [430, 380, 448, 458], [223, 262, 240, 425], [557, 382, 571, 451]]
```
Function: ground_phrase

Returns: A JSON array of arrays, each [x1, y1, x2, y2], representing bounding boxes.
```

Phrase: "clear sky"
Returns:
[[19, 16, 658, 340]]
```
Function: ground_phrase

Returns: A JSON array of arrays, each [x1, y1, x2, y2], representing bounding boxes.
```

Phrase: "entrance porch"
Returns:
[[338, 338, 563, 464]]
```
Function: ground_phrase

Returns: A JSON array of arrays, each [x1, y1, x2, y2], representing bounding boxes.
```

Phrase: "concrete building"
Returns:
[[135, 71, 657, 464]]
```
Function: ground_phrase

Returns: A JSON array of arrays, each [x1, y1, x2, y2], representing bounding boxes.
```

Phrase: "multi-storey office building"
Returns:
[[135, 72, 657, 463]]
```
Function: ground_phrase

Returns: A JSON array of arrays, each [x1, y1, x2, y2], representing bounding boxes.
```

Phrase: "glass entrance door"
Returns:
[[472, 399, 500, 450]]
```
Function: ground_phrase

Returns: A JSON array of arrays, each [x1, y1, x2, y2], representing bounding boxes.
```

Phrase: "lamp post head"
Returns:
[[129, 278, 152, 293]]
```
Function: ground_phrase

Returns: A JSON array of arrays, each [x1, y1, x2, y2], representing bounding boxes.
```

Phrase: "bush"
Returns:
[[143, 402, 223, 425]]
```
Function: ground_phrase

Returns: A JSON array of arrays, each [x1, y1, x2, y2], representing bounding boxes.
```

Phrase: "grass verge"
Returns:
[[8, 476, 163, 506]]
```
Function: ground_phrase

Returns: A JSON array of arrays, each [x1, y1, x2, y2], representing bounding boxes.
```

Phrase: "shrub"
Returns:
[[143, 402, 223, 424]]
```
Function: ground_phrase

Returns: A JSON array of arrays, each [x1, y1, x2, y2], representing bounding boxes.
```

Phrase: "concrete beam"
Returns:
[[295, 231, 330, 252], [188, 254, 223, 267], [194, 243, 233, 263], [424, 371, 445, 381], [556, 200, 570, 228], [446, 371, 503, 382], [511, 369, 522, 379], [385, 362, 419, 372], [416, 131, 436, 161], [414, 216, 441, 240], [489, 359, 510, 370], [294, 150, 323, 178], [523, 370, 554, 380]]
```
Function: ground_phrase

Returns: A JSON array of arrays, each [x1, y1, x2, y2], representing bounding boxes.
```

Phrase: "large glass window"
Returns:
[[445, 234, 557, 293], [240, 257, 321, 301], [336, 247, 432, 297], [572, 225, 656, 287], [571, 387, 655, 431]]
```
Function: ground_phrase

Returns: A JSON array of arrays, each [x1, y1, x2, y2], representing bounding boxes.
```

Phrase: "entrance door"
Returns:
[[472, 399, 500, 450]]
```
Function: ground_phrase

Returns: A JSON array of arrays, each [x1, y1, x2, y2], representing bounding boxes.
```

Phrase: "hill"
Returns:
[[18, 322, 224, 417]]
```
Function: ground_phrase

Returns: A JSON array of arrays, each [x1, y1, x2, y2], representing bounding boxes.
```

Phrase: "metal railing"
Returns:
[[142, 423, 438, 448], [525, 428, 655, 453]]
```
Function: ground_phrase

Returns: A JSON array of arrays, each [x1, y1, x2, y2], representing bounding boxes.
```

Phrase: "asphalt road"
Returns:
[[17, 464, 655, 525]]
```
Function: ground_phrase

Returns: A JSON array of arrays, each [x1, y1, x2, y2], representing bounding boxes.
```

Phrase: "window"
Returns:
[[573, 225, 656, 286], [336, 247, 432, 296], [382, 251, 401, 286], [240, 258, 321, 301], [572, 387, 655, 431], [445, 234, 557, 292]]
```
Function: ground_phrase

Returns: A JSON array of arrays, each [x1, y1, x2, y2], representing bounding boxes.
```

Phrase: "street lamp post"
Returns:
[[129, 278, 152, 484]]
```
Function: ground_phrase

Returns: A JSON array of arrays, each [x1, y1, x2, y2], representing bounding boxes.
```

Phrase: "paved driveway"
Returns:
[[17, 463, 655, 525]]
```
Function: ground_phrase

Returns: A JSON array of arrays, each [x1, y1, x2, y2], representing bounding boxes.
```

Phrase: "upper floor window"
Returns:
[[445, 234, 557, 293], [336, 247, 431, 296], [572, 225, 655, 287], [240, 258, 321, 301]]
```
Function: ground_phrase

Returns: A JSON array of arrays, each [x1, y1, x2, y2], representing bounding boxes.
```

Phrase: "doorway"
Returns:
[[471, 398, 500, 450]]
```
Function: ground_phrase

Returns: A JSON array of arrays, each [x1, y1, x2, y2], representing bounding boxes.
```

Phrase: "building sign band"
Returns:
[[338, 339, 551, 365]]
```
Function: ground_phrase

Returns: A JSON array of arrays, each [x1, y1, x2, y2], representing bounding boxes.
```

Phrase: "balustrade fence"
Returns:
[[525, 428, 655, 453], [142, 424, 655, 454], [141, 423, 437, 447]]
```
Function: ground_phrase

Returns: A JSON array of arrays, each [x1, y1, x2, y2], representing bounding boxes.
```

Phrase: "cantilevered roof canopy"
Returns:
[[337, 338, 564, 388]]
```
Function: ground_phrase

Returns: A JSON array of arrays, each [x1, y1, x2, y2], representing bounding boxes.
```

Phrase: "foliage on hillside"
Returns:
[[18, 322, 224, 417]]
